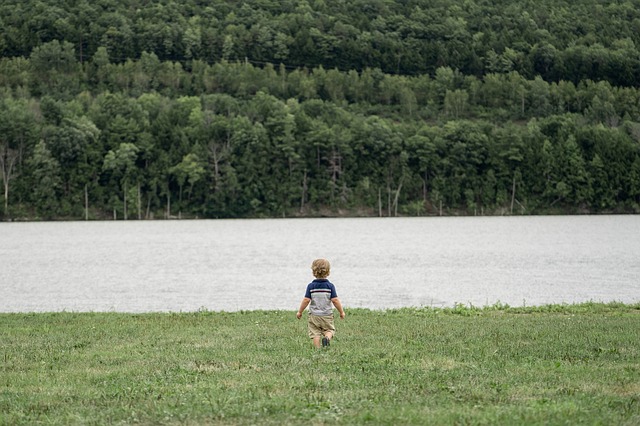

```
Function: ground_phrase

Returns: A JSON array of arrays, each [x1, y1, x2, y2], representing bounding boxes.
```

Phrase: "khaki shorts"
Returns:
[[308, 314, 336, 338]]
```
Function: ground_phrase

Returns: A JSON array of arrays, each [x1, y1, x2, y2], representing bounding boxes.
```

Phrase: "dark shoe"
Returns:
[[322, 337, 330, 348]]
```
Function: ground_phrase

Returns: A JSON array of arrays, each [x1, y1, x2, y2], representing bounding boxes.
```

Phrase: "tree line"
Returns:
[[1, 0, 640, 219], [2, 0, 640, 87], [2, 52, 640, 219]]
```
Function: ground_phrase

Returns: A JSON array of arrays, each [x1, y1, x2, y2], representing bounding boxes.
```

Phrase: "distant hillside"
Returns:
[[2, 0, 640, 85], [1, 0, 639, 219]]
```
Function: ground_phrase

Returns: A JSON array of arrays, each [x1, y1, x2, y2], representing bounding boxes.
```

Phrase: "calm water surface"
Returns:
[[1, 216, 639, 312]]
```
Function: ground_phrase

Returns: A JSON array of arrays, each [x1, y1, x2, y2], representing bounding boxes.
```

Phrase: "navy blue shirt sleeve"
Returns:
[[304, 283, 312, 299]]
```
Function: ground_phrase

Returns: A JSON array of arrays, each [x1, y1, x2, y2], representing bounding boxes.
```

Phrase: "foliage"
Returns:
[[1, 0, 640, 219], [2, 0, 640, 86]]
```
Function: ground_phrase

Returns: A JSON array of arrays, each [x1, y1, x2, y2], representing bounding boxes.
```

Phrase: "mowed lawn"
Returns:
[[1, 303, 639, 425]]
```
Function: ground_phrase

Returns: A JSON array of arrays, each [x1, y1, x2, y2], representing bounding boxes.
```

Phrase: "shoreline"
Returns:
[[2, 301, 639, 316]]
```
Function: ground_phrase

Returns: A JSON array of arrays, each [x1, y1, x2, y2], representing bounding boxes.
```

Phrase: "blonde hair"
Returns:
[[311, 258, 331, 278]]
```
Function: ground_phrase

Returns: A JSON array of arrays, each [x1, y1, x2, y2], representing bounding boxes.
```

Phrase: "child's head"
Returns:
[[311, 258, 331, 278]]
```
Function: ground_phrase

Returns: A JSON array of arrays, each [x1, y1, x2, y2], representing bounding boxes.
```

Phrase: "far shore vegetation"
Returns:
[[2, 0, 640, 221], [2, 302, 639, 425]]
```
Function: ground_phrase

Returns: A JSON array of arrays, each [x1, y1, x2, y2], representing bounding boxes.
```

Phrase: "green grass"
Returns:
[[1, 302, 639, 425]]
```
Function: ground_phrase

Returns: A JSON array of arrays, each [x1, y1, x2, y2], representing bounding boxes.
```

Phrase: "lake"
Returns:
[[1, 216, 639, 313]]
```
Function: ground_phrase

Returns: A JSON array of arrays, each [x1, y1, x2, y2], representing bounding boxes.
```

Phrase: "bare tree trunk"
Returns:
[[393, 181, 403, 217], [210, 145, 221, 191], [329, 149, 342, 203], [387, 184, 391, 217], [123, 181, 128, 220], [2, 180, 7, 216], [84, 184, 89, 220], [423, 171, 428, 202], [137, 182, 142, 220], [178, 184, 183, 219], [510, 174, 517, 215], [300, 170, 307, 213], [0, 146, 19, 216]]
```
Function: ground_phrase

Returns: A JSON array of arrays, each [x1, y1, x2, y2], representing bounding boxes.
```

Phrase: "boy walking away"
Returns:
[[296, 258, 345, 349]]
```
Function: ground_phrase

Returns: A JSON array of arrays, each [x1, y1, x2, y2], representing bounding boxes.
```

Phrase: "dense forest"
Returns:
[[1, 0, 640, 219]]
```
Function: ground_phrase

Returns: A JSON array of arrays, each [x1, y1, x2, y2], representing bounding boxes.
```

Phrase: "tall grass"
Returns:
[[1, 303, 639, 425]]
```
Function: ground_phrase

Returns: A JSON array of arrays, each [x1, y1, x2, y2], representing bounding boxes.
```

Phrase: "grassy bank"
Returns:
[[1, 303, 639, 425]]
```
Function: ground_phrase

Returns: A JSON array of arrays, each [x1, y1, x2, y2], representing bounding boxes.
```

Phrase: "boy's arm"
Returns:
[[296, 298, 311, 319], [331, 297, 346, 319]]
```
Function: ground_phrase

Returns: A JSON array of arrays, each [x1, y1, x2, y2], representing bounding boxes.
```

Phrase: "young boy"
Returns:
[[296, 258, 345, 349]]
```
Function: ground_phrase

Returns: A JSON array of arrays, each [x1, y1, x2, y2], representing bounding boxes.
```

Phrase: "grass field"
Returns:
[[1, 303, 639, 425]]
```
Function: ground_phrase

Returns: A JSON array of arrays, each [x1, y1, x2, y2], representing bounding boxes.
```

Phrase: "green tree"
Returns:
[[99, 13, 135, 61], [0, 139, 19, 216], [438, 120, 490, 211], [183, 17, 202, 59], [45, 114, 101, 217], [406, 128, 438, 212], [629, 156, 640, 207], [0, 96, 39, 217], [170, 153, 205, 214], [527, 76, 551, 117], [444, 89, 469, 119], [29, 40, 79, 95], [28, 140, 62, 217], [102, 143, 139, 220], [543, 136, 591, 207]]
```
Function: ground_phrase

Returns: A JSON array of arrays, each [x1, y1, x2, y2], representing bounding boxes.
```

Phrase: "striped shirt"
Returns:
[[304, 279, 338, 316]]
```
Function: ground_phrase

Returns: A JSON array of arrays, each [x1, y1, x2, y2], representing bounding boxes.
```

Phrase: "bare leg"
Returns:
[[325, 331, 334, 341], [312, 336, 321, 348]]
